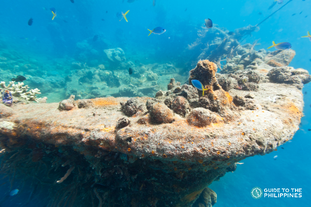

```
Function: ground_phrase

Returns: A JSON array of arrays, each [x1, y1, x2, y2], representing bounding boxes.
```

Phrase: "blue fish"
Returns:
[[267, 41, 291, 50], [10, 189, 19, 196], [191, 79, 208, 96], [50, 7, 56, 13], [204, 18, 213, 29], [147, 27, 166, 36]]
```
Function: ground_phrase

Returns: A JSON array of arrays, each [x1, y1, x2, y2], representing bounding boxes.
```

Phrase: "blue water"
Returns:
[[0, 0, 311, 206]]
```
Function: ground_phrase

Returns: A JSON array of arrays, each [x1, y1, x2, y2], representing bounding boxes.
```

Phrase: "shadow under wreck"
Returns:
[[0, 58, 310, 207]]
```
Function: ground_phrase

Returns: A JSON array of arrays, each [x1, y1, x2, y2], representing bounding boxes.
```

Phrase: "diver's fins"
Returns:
[[147, 29, 153, 36], [122, 10, 130, 22], [267, 41, 277, 49]]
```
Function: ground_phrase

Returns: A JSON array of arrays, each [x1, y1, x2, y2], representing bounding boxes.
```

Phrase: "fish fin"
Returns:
[[52, 11, 56, 20], [202, 88, 208, 96], [148, 29, 153, 36], [267, 41, 276, 49], [123, 10, 129, 22], [302, 31, 311, 37]]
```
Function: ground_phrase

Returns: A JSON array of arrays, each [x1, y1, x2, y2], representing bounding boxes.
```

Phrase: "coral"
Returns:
[[116, 117, 131, 129], [58, 95, 76, 111], [221, 44, 268, 74], [193, 187, 217, 207], [171, 96, 191, 117], [233, 95, 245, 107], [92, 98, 119, 107], [120, 98, 144, 117], [187, 108, 217, 127], [181, 188, 205, 204], [0, 81, 41, 102], [155, 90, 164, 98], [187, 25, 259, 68], [168, 78, 177, 90], [76, 99, 94, 108], [267, 67, 311, 89], [119, 86, 144, 97], [265, 49, 296, 67], [104, 48, 126, 62], [179, 84, 200, 107], [189, 60, 219, 89], [38, 97, 48, 103], [149, 103, 175, 124], [0, 104, 14, 118]]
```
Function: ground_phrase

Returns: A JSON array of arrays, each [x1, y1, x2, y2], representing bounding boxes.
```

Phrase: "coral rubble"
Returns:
[[0, 57, 310, 207]]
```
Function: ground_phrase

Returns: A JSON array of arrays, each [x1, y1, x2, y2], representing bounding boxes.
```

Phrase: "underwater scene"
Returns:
[[0, 0, 311, 206]]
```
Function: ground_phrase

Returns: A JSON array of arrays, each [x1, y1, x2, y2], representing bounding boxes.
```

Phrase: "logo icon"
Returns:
[[251, 187, 263, 199]]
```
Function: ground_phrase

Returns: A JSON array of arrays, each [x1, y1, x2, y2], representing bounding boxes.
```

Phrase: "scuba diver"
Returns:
[[2, 90, 13, 106]]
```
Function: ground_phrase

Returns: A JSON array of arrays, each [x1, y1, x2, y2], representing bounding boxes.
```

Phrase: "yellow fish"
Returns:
[[51, 11, 56, 20], [267, 41, 291, 50], [301, 31, 311, 41], [118, 10, 130, 22]]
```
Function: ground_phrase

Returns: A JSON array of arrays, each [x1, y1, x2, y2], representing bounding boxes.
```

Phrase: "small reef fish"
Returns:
[[147, 27, 166, 36], [267, 41, 291, 50], [117, 10, 130, 22], [93, 35, 98, 42], [70, 0, 74, 3], [128, 0, 135, 3], [153, 0, 156, 6], [51, 8, 57, 20], [11, 75, 26, 82], [191, 79, 208, 96], [10, 189, 19, 196], [129, 68, 133, 75], [236, 162, 244, 165], [273, 155, 278, 160], [301, 31, 311, 41], [28, 18, 33, 26], [204, 18, 213, 29]]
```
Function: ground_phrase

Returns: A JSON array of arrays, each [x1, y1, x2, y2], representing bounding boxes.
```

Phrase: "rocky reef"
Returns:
[[0, 55, 309, 206], [0, 40, 182, 102]]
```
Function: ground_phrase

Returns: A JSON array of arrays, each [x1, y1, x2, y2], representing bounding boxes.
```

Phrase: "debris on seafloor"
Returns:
[[0, 55, 310, 207]]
